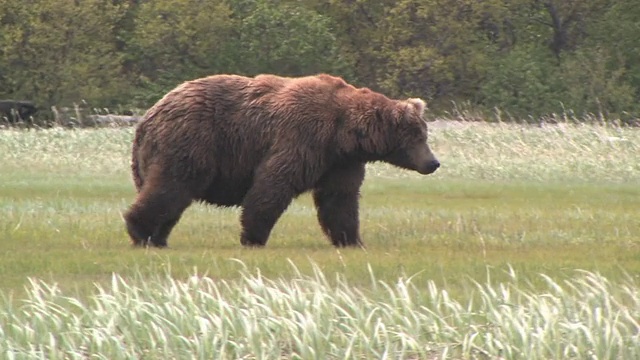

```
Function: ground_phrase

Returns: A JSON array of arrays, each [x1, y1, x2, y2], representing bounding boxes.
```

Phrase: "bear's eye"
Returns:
[[414, 124, 428, 141]]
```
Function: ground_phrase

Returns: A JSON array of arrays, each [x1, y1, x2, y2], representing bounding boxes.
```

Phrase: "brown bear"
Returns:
[[124, 73, 439, 248]]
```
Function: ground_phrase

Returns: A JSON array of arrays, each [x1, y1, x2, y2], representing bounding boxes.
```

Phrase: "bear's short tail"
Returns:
[[131, 127, 144, 192]]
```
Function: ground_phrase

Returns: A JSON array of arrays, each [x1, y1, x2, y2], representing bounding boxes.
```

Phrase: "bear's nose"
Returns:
[[422, 160, 440, 174]]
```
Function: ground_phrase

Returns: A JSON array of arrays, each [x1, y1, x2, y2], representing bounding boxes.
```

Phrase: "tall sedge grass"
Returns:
[[1, 119, 638, 182], [378, 119, 639, 183], [1, 262, 638, 359]]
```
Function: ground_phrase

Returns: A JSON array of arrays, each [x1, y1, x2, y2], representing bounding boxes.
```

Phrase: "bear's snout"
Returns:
[[420, 159, 440, 175]]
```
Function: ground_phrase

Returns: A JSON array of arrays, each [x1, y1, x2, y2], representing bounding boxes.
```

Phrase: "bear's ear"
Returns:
[[406, 98, 427, 117]]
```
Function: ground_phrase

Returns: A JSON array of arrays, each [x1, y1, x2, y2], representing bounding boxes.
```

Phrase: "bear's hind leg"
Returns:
[[125, 183, 192, 247], [313, 163, 366, 247]]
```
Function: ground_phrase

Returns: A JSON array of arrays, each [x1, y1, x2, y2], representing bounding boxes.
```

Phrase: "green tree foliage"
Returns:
[[313, 0, 394, 88], [0, 0, 637, 120], [579, 0, 640, 116], [375, 0, 502, 101], [126, 0, 237, 104], [125, 0, 351, 105], [559, 48, 635, 117], [233, 0, 353, 78], [479, 44, 564, 116], [0, 0, 128, 108], [507, 0, 607, 58]]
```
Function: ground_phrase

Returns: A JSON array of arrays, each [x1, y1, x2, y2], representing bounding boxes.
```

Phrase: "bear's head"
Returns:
[[381, 98, 439, 175], [343, 92, 439, 175]]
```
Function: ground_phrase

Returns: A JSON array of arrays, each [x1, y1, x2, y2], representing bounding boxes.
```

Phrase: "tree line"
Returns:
[[1, 0, 638, 122]]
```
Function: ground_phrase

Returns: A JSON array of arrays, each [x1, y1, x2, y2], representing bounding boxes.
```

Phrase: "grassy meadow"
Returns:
[[0, 119, 639, 358]]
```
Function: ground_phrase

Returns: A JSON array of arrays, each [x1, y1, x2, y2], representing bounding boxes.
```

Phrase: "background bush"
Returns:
[[0, 0, 638, 121]]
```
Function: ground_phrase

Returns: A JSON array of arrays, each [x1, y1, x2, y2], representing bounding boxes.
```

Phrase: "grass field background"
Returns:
[[0, 120, 638, 358]]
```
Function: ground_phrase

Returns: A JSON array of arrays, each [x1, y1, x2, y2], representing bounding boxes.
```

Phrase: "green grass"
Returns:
[[0, 121, 639, 358], [1, 264, 638, 359]]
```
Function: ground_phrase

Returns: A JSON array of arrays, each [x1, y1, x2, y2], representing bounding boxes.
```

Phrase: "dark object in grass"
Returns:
[[124, 73, 439, 248], [0, 100, 37, 123]]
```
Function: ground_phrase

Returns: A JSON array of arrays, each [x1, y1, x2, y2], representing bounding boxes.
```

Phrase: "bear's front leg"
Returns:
[[313, 163, 366, 247], [239, 164, 298, 247]]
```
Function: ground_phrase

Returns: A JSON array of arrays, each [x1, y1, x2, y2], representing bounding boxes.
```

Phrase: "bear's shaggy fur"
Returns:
[[124, 73, 439, 248]]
